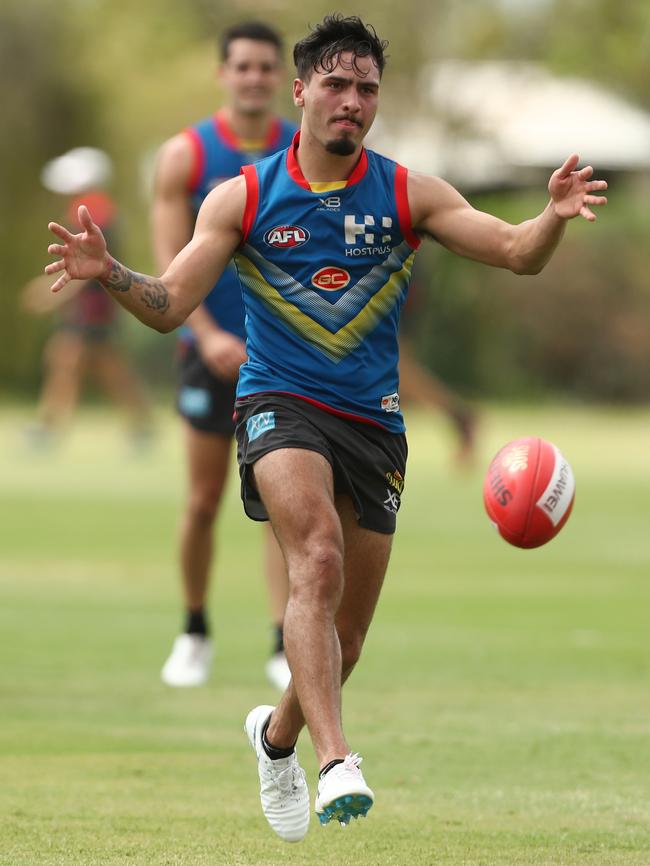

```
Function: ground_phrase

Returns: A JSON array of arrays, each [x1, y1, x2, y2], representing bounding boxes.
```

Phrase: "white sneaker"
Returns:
[[160, 634, 213, 687], [266, 652, 291, 691], [244, 705, 310, 843], [315, 753, 374, 827]]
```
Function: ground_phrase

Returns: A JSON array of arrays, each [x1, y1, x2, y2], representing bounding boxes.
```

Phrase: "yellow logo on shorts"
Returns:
[[386, 469, 404, 494]]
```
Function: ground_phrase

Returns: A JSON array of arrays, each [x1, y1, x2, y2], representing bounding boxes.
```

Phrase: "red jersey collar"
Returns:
[[286, 130, 368, 191], [214, 110, 282, 151]]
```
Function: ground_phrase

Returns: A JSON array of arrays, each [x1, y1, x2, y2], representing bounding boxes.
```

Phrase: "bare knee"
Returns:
[[45, 334, 84, 373], [339, 630, 365, 677], [287, 540, 344, 608], [185, 484, 224, 528]]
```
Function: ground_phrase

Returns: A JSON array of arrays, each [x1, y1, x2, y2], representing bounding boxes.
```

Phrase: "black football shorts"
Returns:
[[176, 341, 237, 436], [234, 393, 407, 534]]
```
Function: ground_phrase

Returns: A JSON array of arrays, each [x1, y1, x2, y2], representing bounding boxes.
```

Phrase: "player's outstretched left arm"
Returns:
[[45, 176, 246, 333], [409, 154, 607, 275]]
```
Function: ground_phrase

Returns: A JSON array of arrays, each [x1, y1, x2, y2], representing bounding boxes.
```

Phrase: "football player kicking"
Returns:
[[45, 14, 607, 843]]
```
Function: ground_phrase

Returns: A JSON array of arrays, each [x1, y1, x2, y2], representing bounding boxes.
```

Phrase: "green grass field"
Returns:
[[1, 403, 649, 866]]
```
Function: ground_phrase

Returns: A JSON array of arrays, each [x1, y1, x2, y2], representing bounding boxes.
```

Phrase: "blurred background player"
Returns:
[[23, 147, 153, 449], [398, 271, 477, 466], [398, 340, 477, 465], [152, 22, 297, 689]]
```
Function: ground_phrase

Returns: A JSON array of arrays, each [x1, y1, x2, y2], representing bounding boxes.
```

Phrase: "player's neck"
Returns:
[[295, 128, 364, 183], [220, 106, 273, 141]]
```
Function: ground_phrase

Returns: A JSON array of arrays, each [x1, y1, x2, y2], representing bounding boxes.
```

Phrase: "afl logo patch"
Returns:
[[264, 225, 310, 248], [311, 266, 351, 291]]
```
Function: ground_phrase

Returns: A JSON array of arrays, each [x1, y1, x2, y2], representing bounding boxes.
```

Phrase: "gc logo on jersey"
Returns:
[[264, 225, 310, 249], [311, 266, 351, 291]]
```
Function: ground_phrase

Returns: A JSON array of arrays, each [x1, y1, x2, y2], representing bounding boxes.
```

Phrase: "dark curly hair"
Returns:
[[293, 14, 388, 81]]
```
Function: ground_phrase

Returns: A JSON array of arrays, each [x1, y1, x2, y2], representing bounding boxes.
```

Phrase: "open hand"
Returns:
[[45, 205, 109, 292], [548, 155, 608, 222]]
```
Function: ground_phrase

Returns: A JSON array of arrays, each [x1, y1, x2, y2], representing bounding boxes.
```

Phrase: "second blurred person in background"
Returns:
[[24, 147, 154, 450], [151, 22, 297, 689]]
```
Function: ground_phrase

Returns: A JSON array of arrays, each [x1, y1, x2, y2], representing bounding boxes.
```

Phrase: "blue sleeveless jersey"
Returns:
[[180, 112, 296, 340], [234, 135, 421, 432]]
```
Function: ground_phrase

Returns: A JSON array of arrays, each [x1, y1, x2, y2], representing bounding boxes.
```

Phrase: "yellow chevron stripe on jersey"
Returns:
[[241, 240, 416, 327], [235, 251, 415, 363]]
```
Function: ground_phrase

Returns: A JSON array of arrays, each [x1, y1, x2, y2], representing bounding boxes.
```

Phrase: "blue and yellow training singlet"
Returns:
[[234, 132, 421, 433], [181, 111, 296, 340]]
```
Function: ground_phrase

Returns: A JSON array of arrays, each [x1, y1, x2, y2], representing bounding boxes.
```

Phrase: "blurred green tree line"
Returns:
[[2, 0, 649, 401]]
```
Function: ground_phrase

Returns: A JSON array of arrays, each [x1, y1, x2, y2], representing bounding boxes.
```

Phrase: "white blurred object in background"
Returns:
[[371, 62, 650, 189], [41, 147, 113, 195]]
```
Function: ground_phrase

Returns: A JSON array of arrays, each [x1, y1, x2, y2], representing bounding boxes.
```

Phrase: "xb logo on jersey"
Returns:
[[317, 196, 341, 211], [264, 225, 310, 249]]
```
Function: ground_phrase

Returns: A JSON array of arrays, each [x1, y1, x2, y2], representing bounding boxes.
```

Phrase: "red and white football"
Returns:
[[483, 437, 575, 549]]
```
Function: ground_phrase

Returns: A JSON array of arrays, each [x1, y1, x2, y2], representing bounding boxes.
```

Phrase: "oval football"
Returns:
[[483, 437, 575, 549]]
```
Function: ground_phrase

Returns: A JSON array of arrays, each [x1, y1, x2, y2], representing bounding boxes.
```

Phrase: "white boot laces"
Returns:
[[275, 760, 305, 799], [342, 752, 363, 774]]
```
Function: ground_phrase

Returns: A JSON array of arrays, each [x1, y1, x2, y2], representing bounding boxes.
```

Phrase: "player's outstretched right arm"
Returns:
[[45, 175, 246, 333]]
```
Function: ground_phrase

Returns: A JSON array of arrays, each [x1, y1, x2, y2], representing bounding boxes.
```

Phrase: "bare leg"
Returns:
[[160, 424, 233, 686], [37, 331, 87, 431], [264, 524, 289, 628], [179, 424, 232, 611], [254, 448, 345, 762], [263, 523, 291, 690], [334, 496, 392, 686], [91, 343, 153, 432], [253, 449, 393, 767]]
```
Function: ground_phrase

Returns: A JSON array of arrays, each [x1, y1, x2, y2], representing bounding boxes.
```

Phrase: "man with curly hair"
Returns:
[[45, 14, 607, 842]]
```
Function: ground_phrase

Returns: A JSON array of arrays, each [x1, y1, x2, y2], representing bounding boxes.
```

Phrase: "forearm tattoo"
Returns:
[[102, 258, 170, 314]]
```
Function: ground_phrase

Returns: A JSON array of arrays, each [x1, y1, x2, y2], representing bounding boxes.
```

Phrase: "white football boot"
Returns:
[[315, 753, 374, 827], [265, 651, 292, 691], [244, 705, 310, 843], [160, 634, 213, 687]]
